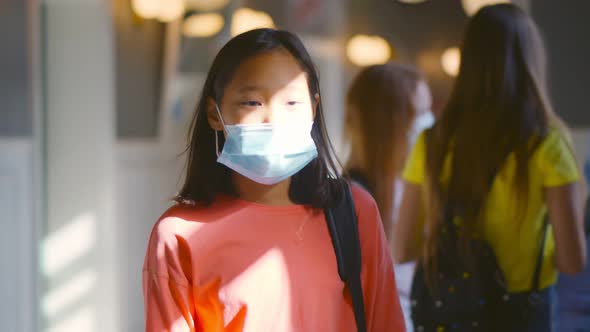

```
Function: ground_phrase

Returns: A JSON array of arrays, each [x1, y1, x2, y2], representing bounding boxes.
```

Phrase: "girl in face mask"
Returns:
[[142, 29, 405, 332], [344, 63, 434, 332]]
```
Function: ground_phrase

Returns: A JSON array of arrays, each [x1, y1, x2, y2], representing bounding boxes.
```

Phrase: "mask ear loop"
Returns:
[[214, 104, 227, 158], [215, 131, 220, 158]]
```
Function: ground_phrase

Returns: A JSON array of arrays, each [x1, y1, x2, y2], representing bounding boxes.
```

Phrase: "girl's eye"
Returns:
[[240, 101, 262, 107], [287, 101, 301, 106]]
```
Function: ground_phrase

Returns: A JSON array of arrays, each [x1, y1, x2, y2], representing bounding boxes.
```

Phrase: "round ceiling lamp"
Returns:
[[441, 47, 461, 77], [156, 0, 185, 22], [231, 8, 275, 37], [461, 0, 511, 16], [131, 0, 160, 19], [186, 0, 231, 12], [346, 34, 392, 67], [183, 13, 225, 38]]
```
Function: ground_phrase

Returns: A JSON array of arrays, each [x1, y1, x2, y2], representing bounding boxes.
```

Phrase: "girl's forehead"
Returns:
[[226, 49, 310, 94]]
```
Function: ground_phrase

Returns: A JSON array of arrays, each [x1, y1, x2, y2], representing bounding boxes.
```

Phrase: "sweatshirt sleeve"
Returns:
[[142, 216, 197, 332], [142, 212, 247, 332]]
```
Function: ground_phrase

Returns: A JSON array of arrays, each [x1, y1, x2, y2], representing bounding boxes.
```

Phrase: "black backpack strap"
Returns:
[[324, 180, 367, 332], [584, 195, 590, 236], [531, 216, 549, 292]]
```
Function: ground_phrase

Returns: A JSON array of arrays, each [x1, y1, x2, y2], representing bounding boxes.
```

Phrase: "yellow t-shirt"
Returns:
[[402, 129, 580, 292]]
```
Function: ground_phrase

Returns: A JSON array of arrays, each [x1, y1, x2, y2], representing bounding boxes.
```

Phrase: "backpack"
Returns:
[[410, 208, 548, 332], [324, 179, 367, 332]]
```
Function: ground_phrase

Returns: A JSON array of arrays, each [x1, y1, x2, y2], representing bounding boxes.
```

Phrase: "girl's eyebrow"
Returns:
[[238, 85, 263, 93], [237, 82, 308, 95]]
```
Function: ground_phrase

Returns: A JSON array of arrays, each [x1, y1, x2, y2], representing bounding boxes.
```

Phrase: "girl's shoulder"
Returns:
[[158, 202, 202, 222], [532, 127, 580, 186], [151, 200, 232, 237], [349, 182, 380, 221], [150, 204, 206, 238], [350, 182, 376, 206], [542, 126, 570, 144], [534, 127, 574, 161]]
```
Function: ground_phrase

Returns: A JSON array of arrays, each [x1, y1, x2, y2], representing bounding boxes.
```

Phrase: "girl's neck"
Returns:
[[232, 173, 294, 206]]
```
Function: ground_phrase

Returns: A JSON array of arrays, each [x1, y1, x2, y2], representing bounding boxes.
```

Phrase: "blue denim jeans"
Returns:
[[557, 241, 590, 332]]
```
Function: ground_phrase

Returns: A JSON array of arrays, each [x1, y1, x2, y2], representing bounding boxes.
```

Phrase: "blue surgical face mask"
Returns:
[[214, 105, 318, 185], [409, 111, 435, 145]]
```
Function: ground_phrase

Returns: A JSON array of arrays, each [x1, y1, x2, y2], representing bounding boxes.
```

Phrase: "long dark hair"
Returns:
[[345, 63, 423, 241], [422, 4, 568, 270], [176, 28, 343, 208]]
